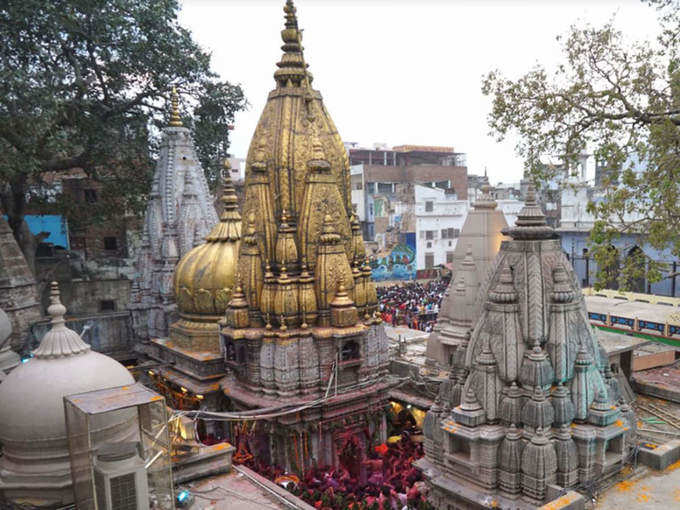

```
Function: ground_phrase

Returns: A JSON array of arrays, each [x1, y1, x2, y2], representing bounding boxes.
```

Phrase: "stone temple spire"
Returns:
[[0, 216, 41, 365], [130, 86, 218, 341], [427, 180, 508, 368], [419, 183, 634, 508], [503, 182, 554, 240]]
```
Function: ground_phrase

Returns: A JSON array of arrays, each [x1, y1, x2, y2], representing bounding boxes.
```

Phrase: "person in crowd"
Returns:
[[377, 279, 448, 333]]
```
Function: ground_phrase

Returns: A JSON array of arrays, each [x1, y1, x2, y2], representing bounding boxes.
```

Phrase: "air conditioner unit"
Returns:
[[94, 442, 150, 510]]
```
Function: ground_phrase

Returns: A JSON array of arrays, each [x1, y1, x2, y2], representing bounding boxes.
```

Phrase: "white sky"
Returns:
[[178, 0, 660, 185]]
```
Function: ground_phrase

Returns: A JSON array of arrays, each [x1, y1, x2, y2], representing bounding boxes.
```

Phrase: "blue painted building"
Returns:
[[5, 215, 70, 250]]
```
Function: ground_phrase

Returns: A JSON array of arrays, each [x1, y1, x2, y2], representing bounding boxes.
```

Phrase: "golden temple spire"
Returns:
[[274, 0, 308, 87], [169, 86, 183, 127], [205, 159, 241, 242]]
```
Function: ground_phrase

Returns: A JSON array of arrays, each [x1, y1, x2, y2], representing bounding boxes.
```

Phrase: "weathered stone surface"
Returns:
[[129, 118, 217, 341], [427, 184, 508, 368], [421, 186, 635, 509], [638, 439, 680, 470], [0, 216, 41, 353]]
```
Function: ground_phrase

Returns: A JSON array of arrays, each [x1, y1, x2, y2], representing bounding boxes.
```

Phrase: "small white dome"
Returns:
[[0, 351, 133, 443], [0, 282, 135, 506]]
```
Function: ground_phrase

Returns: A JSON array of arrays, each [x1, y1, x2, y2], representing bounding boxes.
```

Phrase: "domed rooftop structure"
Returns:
[[0, 282, 135, 507], [170, 161, 241, 353]]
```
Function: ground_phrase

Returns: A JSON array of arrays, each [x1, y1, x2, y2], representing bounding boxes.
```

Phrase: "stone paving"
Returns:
[[595, 460, 680, 508]]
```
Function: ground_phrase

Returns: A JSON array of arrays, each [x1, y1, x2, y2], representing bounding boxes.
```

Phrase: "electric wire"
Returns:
[[175, 372, 410, 422]]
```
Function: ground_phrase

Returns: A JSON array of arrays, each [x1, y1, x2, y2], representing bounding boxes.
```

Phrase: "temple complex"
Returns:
[[218, 0, 390, 473], [9, 2, 680, 509], [427, 184, 508, 369], [147, 164, 241, 410], [418, 185, 636, 509], [129, 88, 218, 341]]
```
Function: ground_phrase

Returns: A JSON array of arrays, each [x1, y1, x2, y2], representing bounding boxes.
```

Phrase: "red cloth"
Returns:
[[374, 443, 388, 456]]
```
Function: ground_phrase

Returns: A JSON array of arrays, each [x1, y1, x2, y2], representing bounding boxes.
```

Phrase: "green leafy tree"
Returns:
[[482, 0, 680, 291], [0, 0, 247, 272]]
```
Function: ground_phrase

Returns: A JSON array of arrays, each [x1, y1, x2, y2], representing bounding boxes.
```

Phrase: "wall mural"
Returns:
[[370, 243, 416, 281]]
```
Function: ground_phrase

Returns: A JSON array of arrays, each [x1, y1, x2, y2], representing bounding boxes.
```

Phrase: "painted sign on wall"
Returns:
[[370, 243, 416, 281]]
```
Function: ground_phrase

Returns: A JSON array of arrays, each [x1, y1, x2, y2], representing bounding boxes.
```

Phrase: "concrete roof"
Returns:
[[185, 465, 314, 510]]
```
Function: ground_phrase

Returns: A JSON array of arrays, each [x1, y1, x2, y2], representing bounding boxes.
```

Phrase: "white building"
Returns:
[[415, 185, 467, 269], [415, 186, 523, 269]]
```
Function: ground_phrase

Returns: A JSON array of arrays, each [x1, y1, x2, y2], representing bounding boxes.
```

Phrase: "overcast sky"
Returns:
[[178, 0, 660, 185]]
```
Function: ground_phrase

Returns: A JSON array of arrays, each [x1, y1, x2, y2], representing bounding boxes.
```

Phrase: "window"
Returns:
[[366, 182, 375, 194], [427, 242, 432, 248], [425, 253, 434, 268], [83, 189, 98, 203], [103, 237, 118, 250], [354, 182, 362, 190], [71, 236, 85, 250], [226, 342, 236, 361], [425, 201, 434, 212], [446, 252, 454, 264], [377, 182, 393, 194], [441, 229, 448, 239], [425, 230, 434, 240], [341, 340, 360, 361], [99, 300, 115, 312]]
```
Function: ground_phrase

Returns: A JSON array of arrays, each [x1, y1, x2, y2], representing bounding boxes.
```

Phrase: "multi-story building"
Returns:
[[345, 143, 466, 169], [350, 162, 522, 277], [415, 185, 467, 269]]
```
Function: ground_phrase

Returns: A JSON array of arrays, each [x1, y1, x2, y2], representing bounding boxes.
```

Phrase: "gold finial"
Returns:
[[301, 309, 308, 329], [169, 86, 183, 127], [219, 158, 239, 211], [274, 0, 307, 87]]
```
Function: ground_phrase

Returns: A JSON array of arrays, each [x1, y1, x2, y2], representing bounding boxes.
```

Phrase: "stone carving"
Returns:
[[427, 183, 509, 369], [0, 217, 41, 355], [129, 89, 218, 341], [219, 0, 388, 474], [419, 185, 635, 508]]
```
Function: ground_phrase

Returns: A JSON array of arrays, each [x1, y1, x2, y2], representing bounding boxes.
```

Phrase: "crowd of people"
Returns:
[[377, 279, 449, 332], [246, 431, 431, 510]]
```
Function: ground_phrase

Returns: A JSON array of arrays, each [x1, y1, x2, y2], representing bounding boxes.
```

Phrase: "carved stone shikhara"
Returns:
[[419, 185, 635, 509], [427, 184, 509, 370], [129, 88, 218, 342]]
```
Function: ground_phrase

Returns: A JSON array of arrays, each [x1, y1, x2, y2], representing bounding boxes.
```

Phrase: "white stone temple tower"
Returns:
[[129, 88, 218, 341], [419, 186, 636, 509], [427, 184, 508, 368]]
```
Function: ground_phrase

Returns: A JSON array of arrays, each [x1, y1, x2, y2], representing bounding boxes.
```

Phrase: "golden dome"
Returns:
[[173, 161, 241, 318]]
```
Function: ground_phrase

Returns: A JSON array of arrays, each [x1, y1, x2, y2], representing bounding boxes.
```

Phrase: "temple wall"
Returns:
[[32, 311, 133, 358]]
